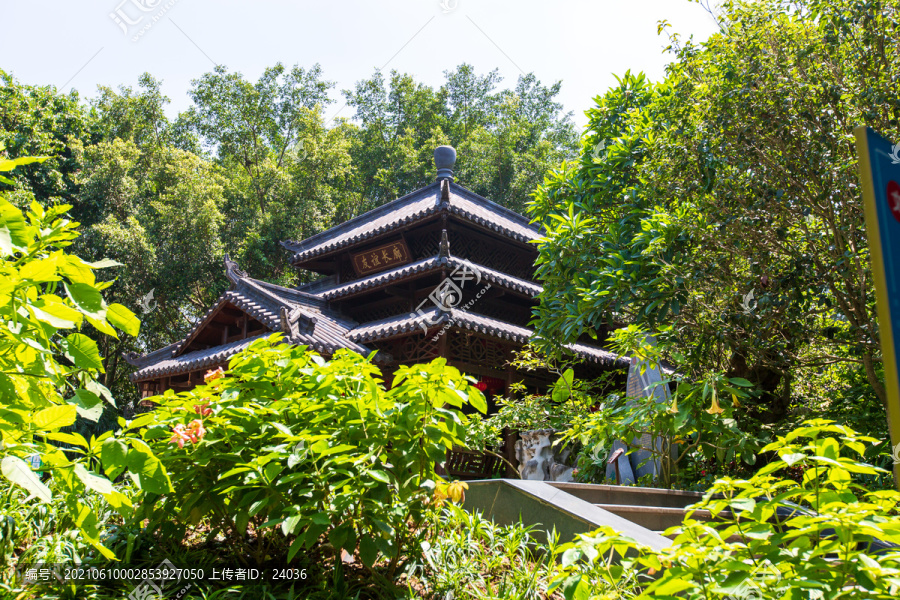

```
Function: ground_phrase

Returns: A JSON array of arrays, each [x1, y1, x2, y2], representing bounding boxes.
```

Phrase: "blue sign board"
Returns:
[[855, 126, 900, 485]]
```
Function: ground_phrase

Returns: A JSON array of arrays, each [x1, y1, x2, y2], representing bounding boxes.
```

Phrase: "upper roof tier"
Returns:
[[281, 179, 544, 269]]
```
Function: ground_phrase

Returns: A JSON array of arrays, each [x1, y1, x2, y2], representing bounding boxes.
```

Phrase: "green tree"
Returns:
[[344, 63, 579, 214], [184, 63, 358, 282], [529, 0, 899, 426], [0, 69, 93, 210], [78, 140, 227, 398]]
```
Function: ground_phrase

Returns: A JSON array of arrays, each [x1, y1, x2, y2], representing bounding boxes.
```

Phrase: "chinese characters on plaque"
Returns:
[[351, 240, 411, 275]]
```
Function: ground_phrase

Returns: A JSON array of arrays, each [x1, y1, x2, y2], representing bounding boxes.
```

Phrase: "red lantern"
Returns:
[[474, 381, 488, 392]]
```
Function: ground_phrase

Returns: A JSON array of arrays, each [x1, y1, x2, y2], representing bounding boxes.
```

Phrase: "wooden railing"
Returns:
[[440, 428, 520, 480], [443, 448, 506, 479]]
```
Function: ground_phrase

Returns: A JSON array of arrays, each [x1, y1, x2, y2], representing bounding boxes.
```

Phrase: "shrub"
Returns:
[[405, 504, 566, 600], [560, 326, 762, 488], [0, 159, 167, 561], [551, 419, 900, 599], [138, 336, 486, 579]]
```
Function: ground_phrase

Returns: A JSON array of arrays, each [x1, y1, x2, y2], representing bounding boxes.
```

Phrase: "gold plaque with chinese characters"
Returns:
[[351, 240, 411, 276]]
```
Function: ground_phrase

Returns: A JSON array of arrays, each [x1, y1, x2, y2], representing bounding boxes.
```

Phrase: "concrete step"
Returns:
[[593, 503, 714, 531], [462, 479, 673, 553], [549, 481, 705, 509]]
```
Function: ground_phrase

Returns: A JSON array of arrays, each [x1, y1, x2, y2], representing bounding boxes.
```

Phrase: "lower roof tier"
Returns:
[[126, 257, 628, 384]]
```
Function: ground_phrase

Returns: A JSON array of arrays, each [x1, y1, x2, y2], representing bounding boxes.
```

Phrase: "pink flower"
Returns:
[[168, 424, 190, 448], [186, 419, 206, 443], [168, 420, 207, 448], [193, 403, 212, 417]]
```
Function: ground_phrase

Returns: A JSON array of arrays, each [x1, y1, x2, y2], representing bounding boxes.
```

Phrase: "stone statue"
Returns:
[[515, 429, 574, 482], [605, 335, 673, 485]]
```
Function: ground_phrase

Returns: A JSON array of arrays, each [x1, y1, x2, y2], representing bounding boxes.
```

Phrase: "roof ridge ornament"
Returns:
[[280, 307, 299, 340], [224, 254, 248, 285], [439, 228, 450, 261], [434, 145, 456, 181]]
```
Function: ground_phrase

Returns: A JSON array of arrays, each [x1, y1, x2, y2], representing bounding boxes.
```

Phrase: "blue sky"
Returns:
[[2, 1, 719, 130]]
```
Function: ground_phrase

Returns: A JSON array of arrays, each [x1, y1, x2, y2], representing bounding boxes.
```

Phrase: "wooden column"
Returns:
[[437, 328, 449, 359]]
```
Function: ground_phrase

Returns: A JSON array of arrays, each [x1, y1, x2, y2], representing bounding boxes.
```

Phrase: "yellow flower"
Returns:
[[447, 481, 468, 504], [434, 480, 469, 506], [706, 393, 725, 415]]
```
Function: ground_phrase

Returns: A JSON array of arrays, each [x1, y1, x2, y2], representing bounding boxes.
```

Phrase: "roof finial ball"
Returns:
[[434, 145, 456, 181]]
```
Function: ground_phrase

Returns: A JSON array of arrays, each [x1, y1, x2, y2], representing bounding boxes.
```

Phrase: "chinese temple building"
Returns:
[[125, 146, 628, 409]]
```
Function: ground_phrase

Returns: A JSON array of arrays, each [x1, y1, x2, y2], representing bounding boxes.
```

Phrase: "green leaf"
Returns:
[[32, 299, 82, 329], [70, 389, 104, 421], [86, 314, 118, 338], [73, 463, 114, 495], [287, 536, 306, 562], [780, 452, 806, 467], [45, 432, 89, 448], [310, 513, 331, 526], [100, 439, 128, 471], [65, 282, 105, 320], [85, 379, 115, 407], [359, 535, 379, 568], [371, 518, 394, 536], [28, 304, 76, 329], [282, 514, 304, 536], [369, 469, 392, 484], [0, 156, 50, 172], [469, 387, 487, 414], [106, 303, 140, 336], [552, 368, 575, 403], [1, 456, 52, 502], [329, 523, 355, 551], [126, 440, 172, 494], [649, 575, 694, 595], [34, 405, 77, 429], [0, 198, 29, 255], [19, 258, 59, 282], [561, 573, 590, 600], [86, 259, 123, 269], [60, 333, 104, 371], [59, 257, 95, 286]]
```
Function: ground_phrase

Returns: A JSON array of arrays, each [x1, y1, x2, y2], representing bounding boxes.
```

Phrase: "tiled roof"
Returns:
[[320, 255, 542, 300], [124, 342, 179, 370], [322, 256, 441, 299], [281, 180, 543, 264], [129, 335, 261, 382], [346, 307, 626, 367], [127, 258, 374, 382]]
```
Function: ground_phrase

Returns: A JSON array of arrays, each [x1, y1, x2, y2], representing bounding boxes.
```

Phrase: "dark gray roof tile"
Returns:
[[320, 255, 541, 300], [281, 181, 543, 264], [346, 308, 626, 367], [129, 261, 375, 382], [130, 335, 260, 381]]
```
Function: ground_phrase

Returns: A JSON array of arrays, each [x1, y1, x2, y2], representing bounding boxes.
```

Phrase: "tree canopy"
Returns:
[[0, 62, 577, 405], [529, 0, 898, 430]]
